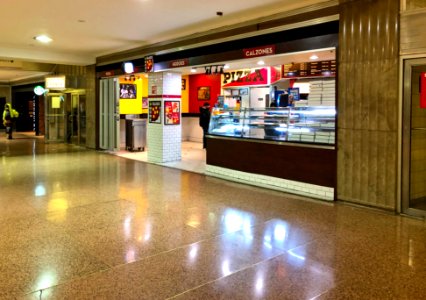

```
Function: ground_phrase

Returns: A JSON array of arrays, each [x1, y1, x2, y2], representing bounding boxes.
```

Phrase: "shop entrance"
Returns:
[[402, 58, 426, 217]]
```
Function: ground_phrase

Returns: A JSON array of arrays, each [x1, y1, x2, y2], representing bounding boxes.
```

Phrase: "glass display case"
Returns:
[[208, 106, 336, 145]]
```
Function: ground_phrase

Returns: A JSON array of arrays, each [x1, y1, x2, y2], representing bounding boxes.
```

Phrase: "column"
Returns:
[[147, 72, 182, 163]]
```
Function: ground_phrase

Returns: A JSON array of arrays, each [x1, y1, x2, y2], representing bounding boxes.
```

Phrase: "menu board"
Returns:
[[282, 60, 336, 78], [164, 101, 180, 125]]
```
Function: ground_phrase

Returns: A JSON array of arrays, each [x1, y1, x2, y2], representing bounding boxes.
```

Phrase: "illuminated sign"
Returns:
[[145, 56, 154, 72], [223, 68, 269, 87], [34, 86, 45, 96], [243, 45, 276, 58], [123, 62, 134, 74], [45, 76, 66, 89], [168, 59, 189, 68]]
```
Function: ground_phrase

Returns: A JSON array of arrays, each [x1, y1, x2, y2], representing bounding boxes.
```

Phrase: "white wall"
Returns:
[[250, 87, 269, 108], [182, 117, 203, 142]]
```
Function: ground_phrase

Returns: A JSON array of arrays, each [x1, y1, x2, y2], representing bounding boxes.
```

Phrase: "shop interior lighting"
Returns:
[[224, 64, 230, 69], [257, 60, 265, 66], [310, 54, 319, 60], [191, 68, 197, 73], [34, 35, 52, 43]]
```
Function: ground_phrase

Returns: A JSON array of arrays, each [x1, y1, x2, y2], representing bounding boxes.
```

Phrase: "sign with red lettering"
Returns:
[[421, 72, 426, 109], [168, 59, 189, 68], [223, 68, 269, 87], [243, 45, 275, 58]]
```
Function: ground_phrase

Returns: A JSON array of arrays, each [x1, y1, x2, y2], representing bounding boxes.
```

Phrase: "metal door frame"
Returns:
[[402, 57, 426, 218], [45, 92, 66, 143], [99, 78, 120, 151]]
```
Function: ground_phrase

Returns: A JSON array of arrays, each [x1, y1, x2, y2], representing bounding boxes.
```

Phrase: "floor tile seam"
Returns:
[[42, 197, 133, 220], [21, 267, 115, 298], [164, 251, 288, 300]]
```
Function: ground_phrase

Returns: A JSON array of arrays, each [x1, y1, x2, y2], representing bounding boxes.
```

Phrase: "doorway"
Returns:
[[402, 58, 426, 217], [45, 93, 66, 142], [66, 93, 86, 145]]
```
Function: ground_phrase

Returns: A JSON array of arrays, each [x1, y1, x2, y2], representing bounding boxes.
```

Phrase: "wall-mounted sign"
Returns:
[[34, 86, 45, 96], [169, 59, 189, 68], [243, 45, 275, 58], [223, 68, 268, 87], [145, 56, 154, 72], [123, 62, 134, 74], [421, 72, 426, 109], [149, 101, 161, 124], [282, 60, 336, 78], [45, 76, 66, 89], [164, 101, 180, 125]]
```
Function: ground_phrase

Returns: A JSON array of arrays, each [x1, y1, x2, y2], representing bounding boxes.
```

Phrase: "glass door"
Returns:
[[402, 58, 426, 217], [45, 93, 66, 142]]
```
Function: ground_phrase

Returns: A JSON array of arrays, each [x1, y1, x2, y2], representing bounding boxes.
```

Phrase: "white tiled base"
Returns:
[[206, 165, 334, 201]]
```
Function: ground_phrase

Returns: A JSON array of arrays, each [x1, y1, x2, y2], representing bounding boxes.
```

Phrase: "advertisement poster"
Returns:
[[142, 97, 148, 109], [288, 88, 300, 101], [164, 101, 180, 125], [149, 101, 161, 124]]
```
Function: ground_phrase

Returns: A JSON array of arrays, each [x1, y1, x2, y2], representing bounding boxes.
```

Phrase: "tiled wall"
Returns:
[[147, 72, 182, 163], [206, 165, 334, 201]]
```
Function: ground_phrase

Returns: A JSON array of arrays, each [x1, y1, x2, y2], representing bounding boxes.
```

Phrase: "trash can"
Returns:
[[126, 118, 146, 151]]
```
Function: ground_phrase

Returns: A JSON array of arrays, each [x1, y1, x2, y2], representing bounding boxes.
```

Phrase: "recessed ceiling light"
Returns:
[[34, 35, 52, 43], [191, 68, 197, 73], [224, 64, 230, 69], [310, 55, 319, 60], [257, 60, 265, 66]]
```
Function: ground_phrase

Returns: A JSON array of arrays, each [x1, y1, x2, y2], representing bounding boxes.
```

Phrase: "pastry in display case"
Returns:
[[208, 106, 336, 145]]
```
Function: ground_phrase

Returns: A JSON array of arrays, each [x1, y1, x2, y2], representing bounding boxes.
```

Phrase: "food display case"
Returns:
[[208, 106, 336, 145]]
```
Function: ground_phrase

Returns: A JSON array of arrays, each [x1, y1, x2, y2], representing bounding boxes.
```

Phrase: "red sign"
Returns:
[[168, 59, 189, 68], [421, 72, 426, 109], [243, 45, 275, 58]]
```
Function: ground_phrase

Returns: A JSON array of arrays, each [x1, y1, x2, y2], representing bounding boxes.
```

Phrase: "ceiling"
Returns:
[[0, 0, 331, 83]]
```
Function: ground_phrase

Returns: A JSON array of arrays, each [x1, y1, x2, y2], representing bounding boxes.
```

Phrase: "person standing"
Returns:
[[199, 102, 211, 149], [3, 103, 19, 140]]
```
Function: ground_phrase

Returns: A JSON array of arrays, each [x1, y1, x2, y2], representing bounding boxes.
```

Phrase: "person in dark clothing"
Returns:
[[199, 102, 211, 149]]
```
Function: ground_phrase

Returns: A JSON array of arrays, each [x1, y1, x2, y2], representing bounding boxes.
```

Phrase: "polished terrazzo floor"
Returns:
[[1, 133, 425, 299]]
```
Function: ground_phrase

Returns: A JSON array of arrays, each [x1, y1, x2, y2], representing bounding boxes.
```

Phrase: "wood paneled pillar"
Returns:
[[337, 0, 400, 209]]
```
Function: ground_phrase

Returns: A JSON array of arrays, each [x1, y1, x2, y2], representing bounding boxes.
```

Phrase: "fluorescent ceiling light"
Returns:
[[34, 35, 52, 43], [310, 55, 319, 60]]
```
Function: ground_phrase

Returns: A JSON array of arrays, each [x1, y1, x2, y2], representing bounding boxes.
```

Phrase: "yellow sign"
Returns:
[[52, 96, 61, 108]]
